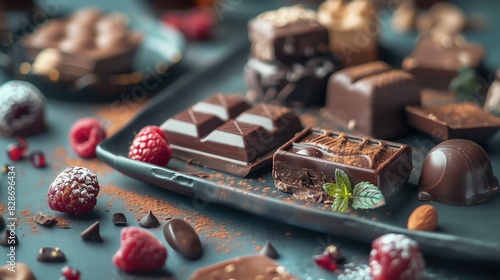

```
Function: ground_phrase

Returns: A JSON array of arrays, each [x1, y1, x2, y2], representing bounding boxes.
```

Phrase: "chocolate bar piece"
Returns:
[[189, 255, 298, 280], [23, 8, 143, 82], [248, 5, 329, 62], [325, 61, 421, 139], [161, 94, 303, 177], [244, 53, 341, 107], [402, 35, 484, 90], [273, 127, 412, 202], [405, 102, 500, 143]]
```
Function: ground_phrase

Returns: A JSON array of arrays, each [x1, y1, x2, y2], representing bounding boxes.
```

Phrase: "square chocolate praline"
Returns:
[[272, 127, 412, 201], [402, 35, 485, 90], [248, 6, 330, 62], [325, 61, 421, 139]]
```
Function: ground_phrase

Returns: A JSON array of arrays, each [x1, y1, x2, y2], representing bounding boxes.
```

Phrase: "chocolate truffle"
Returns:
[[0, 80, 46, 137], [418, 139, 499, 205], [325, 61, 421, 139], [248, 5, 329, 62], [244, 53, 341, 107]]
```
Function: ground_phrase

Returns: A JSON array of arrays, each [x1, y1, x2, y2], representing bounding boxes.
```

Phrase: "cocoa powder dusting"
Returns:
[[0, 204, 5, 215]]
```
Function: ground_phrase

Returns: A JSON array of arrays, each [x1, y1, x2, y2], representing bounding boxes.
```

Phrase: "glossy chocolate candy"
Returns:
[[163, 219, 202, 260], [418, 139, 499, 205], [161, 93, 303, 176], [325, 61, 421, 139], [272, 127, 412, 202], [248, 5, 329, 62]]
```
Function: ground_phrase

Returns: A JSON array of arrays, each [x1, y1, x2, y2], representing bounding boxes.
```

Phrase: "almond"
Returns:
[[407, 204, 438, 231]]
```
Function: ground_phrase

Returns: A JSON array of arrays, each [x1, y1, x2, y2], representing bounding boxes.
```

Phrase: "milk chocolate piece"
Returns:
[[34, 212, 56, 226], [244, 53, 341, 107], [405, 102, 500, 143], [0, 263, 36, 280], [418, 139, 499, 205], [161, 94, 303, 177], [139, 210, 160, 228], [112, 212, 127, 226], [260, 241, 279, 259], [23, 8, 143, 82], [80, 221, 103, 242], [0, 230, 17, 246], [318, 0, 379, 66], [248, 5, 329, 62], [273, 127, 412, 201], [188, 255, 298, 280], [37, 247, 66, 263], [402, 35, 484, 90], [325, 61, 421, 139], [163, 219, 203, 260]]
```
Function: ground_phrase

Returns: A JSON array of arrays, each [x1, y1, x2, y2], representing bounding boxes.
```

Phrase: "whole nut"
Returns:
[[407, 204, 438, 231]]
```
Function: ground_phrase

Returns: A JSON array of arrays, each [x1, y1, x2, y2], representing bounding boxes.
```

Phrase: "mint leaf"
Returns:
[[331, 197, 349, 213], [352, 182, 385, 209], [335, 169, 351, 194], [322, 183, 342, 198]]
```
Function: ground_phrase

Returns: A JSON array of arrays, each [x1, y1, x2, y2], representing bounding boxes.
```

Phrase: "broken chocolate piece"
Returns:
[[37, 247, 66, 263], [0, 230, 17, 246], [163, 219, 203, 260], [34, 212, 56, 226], [139, 210, 160, 228], [112, 212, 127, 226], [80, 221, 103, 242], [260, 241, 280, 259]]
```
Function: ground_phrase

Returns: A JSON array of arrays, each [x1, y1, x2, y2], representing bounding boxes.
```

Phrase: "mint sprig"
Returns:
[[322, 169, 385, 213]]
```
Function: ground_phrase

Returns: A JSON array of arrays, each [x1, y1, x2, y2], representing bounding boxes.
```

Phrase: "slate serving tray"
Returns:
[[97, 41, 500, 266]]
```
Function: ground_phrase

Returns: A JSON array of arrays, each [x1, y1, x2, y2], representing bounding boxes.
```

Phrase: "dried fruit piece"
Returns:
[[407, 204, 438, 231]]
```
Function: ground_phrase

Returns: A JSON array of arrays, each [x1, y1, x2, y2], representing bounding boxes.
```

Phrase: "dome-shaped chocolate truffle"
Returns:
[[417, 139, 498, 205]]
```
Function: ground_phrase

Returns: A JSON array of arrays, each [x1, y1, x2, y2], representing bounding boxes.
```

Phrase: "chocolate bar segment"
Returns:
[[325, 61, 421, 139], [405, 102, 500, 143], [273, 127, 412, 202], [248, 5, 329, 62], [161, 94, 303, 176]]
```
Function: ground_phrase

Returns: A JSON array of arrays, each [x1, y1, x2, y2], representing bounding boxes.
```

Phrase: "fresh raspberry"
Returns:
[[162, 9, 215, 41], [161, 11, 183, 31], [69, 118, 106, 158], [61, 266, 80, 280], [113, 227, 167, 272], [128, 126, 172, 166], [47, 166, 100, 215], [369, 234, 426, 280]]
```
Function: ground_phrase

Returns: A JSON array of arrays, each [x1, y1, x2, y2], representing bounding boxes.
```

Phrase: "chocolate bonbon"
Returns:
[[325, 61, 421, 139], [23, 8, 143, 82], [418, 139, 499, 205], [163, 219, 203, 260], [189, 255, 298, 280], [80, 221, 103, 242], [244, 53, 341, 107], [37, 247, 66, 263], [248, 5, 329, 62], [402, 34, 484, 90], [273, 127, 412, 202], [405, 102, 500, 143], [161, 93, 303, 176]]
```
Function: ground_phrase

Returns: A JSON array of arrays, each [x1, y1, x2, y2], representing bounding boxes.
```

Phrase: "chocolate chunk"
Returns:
[[405, 102, 500, 143], [112, 212, 127, 226], [161, 94, 303, 177], [273, 127, 412, 201], [244, 53, 341, 108], [402, 35, 484, 90], [37, 247, 66, 263], [80, 221, 103, 242], [325, 61, 421, 139], [0, 263, 36, 280], [248, 5, 329, 62], [260, 241, 279, 259], [139, 211, 160, 228], [163, 219, 203, 260], [189, 255, 298, 280], [418, 139, 499, 205], [0, 215, 4, 231], [34, 212, 56, 226], [0, 230, 18, 246]]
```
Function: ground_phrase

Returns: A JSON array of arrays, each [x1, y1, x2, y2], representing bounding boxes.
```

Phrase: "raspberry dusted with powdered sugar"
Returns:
[[47, 166, 100, 215], [369, 233, 426, 280]]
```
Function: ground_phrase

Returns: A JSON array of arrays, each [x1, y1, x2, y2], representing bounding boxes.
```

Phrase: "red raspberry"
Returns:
[[128, 126, 172, 166], [61, 266, 80, 280], [113, 227, 167, 272], [369, 234, 426, 280], [47, 166, 100, 215], [69, 118, 106, 158], [182, 9, 215, 41]]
